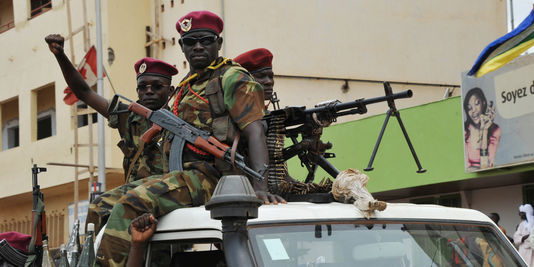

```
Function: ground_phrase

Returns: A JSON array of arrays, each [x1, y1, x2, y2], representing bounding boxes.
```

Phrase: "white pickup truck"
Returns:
[[138, 175, 526, 267]]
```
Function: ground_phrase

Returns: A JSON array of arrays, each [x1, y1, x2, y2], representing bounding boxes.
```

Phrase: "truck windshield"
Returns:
[[249, 221, 524, 267]]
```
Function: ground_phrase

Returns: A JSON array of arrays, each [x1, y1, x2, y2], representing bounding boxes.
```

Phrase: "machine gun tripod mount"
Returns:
[[364, 82, 426, 173]]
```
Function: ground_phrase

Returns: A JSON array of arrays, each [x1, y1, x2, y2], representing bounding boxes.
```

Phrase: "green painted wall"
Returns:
[[286, 96, 534, 193]]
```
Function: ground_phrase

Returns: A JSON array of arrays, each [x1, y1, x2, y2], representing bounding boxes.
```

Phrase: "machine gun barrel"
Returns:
[[304, 89, 412, 115], [264, 83, 421, 182]]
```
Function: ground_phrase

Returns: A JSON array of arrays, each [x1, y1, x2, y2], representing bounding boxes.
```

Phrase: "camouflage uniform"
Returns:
[[86, 102, 168, 234], [96, 58, 264, 267], [109, 101, 168, 183]]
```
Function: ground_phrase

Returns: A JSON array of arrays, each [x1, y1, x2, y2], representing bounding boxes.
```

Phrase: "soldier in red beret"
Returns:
[[46, 34, 178, 181], [235, 48, 299, 189], [46, 34, 179, 236], [91, 11, 285, 267], [234, 48, 277, 110], [172, 11, 284, 203]]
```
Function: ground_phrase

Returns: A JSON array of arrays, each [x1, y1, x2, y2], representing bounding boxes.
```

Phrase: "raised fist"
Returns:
[[44, 34, 65, 55], [130, 213, 158, 244]]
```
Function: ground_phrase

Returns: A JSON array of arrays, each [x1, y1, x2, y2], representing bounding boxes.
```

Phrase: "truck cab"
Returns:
[[142, 176, 525, 267]]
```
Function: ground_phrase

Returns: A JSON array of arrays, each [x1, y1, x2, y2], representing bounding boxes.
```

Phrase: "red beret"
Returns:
[[176, 10, 223, 36], [234, 48, 273, 73], [134, 57, 178, 80], [0, 231, 31, 253]]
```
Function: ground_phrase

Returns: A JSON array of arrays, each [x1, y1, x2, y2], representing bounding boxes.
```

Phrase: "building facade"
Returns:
[[0, 0, 511, 247]]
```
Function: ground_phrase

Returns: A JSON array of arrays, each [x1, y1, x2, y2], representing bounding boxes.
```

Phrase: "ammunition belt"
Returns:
[[278, 178, 333, 195], [266, 114, 286, 194], [266, 114, 334, 195]]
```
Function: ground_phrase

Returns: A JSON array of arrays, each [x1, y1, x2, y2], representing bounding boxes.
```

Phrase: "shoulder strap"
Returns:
[[205, 64, 238, 144], [125, 140, 145, 182]]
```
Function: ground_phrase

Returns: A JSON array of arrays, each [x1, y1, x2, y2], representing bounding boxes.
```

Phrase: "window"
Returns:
[[0, 0, 14, 33], [77, 102, 97, 128], [2, 118, 19, 150], [30, 0, 51, 18], [410, 194, 462, 208], [37, 109, 56, 140], [438, 193, 462, 208], [522, 184, 534, 206], [410, 197, 436, 205], [33, 83, 55, 140], [249, 222, 524, 266], [1, 97, 19, 151]]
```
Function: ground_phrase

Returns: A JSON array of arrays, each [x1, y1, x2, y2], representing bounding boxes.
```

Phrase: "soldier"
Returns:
[[45, 35, 179, 233], [234, 48, 276, 111], [235, 48, 298, 188], [45, 35, 177, 182], [95, 10, 285, 266]]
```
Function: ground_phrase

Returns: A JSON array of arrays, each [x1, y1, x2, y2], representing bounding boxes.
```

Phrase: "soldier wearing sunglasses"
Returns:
[[93, 10, 285, 267]]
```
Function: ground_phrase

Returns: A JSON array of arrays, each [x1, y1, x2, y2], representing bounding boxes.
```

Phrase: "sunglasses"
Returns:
[[180, 35, 218, 46], [137, 83, 169, 91]]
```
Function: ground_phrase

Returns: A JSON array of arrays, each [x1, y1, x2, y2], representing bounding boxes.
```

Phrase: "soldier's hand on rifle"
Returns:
[[130, 213, 158, 245], [255, 190, 287, 205], [44, 34, 65, 55]]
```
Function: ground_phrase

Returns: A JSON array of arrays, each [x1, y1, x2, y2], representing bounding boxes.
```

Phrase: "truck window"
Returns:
[[146, 240, 225, 267], [249, 221, 524, 267]]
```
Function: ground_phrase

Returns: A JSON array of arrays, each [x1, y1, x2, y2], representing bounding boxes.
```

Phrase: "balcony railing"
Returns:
[[0, 210, 65, 249], [0, 20, 14, 34], [30, 1, 52, 19]]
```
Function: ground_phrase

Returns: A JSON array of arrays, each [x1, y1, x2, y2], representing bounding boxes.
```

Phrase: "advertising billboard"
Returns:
[[462, 54, 534, 172]]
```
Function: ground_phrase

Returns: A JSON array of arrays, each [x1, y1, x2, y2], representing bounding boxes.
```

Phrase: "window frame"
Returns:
[[29, 0, 52, 19], [2, 118, 19, 150]]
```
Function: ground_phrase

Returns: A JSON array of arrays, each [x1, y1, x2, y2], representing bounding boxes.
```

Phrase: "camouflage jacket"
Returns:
[[174, 58, 264, 132], [171, 57, 264, 166], [108, 101, 167, 183]]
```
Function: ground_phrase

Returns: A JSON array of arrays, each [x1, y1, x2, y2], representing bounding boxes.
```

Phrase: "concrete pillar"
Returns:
[[12, 0, 29, 27]]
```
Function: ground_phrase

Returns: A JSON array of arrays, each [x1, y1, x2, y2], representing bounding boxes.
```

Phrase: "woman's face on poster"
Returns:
[[467, 94, 483, 125]]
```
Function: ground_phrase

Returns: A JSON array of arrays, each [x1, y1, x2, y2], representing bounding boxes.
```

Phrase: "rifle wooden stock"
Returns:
[[128, 102, 152, 118], [31, 212, 46, 246], [141, 124, 162, 143], [193, 136, 228, 159], [128, 103, 163, 143]]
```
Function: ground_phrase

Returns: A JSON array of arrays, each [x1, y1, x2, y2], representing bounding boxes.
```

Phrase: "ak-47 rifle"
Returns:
[[24, 164, 47, 267], [265, 82, 425, 184], [108, 95, 266, 182]]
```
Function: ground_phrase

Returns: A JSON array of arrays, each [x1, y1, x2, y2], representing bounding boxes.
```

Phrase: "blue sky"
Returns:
[[508, 0, 533, 30], [507, 0, 533, 53]]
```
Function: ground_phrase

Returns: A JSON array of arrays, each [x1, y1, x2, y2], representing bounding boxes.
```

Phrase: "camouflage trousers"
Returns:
[[87, 176, 160, 234], [94, 161, 219, 267]]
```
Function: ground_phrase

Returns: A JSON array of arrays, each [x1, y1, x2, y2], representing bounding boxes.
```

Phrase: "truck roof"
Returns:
[[154, 202, 493, 234]]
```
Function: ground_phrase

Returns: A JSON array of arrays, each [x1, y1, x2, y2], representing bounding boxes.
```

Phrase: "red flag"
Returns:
[[63, 87, 78, 105], [63, 46, 105, 105]]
